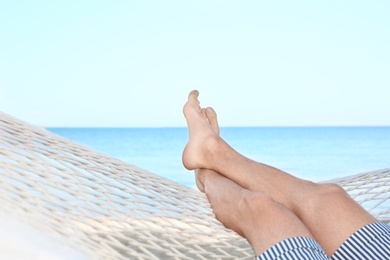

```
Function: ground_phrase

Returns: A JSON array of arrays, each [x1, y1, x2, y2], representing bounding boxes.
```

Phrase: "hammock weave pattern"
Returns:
[[0, 111, 389, 259]]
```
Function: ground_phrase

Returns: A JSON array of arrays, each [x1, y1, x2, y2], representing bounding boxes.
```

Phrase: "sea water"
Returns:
[[48, 127, 390, 188]]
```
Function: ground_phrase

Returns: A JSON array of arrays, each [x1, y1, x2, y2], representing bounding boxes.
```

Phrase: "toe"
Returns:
[[188, 90, 199, 99], [201, 108, 207, 117], [183, 90, 201, 115], [188, 90, 200, 106]]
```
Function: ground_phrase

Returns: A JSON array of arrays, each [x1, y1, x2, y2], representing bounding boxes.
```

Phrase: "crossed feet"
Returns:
[[182, 90, 248, 238], [182, 90, 222, 191]]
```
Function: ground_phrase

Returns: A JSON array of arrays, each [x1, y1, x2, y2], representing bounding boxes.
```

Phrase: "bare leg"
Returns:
[[198, 168, 314, 256], [182, 90, 376, 255]]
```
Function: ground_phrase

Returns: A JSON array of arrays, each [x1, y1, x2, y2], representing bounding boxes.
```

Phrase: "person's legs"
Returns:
[[197, 168, 317, 256], [182, 90, 377, 255]]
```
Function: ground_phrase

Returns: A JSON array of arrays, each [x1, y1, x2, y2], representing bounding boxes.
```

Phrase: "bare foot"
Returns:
[[204, 107, 220, 135], [194, 107, 221, 192], [182, 90, 220, 170]]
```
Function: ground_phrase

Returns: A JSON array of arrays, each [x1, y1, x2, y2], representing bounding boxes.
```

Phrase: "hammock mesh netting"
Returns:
[[0, 111, 389, 259]]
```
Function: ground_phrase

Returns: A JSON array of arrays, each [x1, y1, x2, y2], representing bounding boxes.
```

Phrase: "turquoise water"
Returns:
[[48, 127, 390, 188]]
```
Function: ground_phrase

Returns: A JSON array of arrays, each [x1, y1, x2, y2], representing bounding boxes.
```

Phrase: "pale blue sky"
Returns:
[[1, 1, 389, 127]]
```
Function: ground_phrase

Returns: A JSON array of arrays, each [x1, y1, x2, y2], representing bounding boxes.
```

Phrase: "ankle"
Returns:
[[196, 135, 221, 170]]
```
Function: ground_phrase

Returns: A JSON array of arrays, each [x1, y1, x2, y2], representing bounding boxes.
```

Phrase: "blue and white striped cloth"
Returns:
[[256, 222, 390, 260], [256, 236, 328, 260], [332, 222, 390, 260]]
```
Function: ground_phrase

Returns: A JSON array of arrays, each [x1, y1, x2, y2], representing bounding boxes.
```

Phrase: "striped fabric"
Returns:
[[256, 222, 390, 260], [256, 237, 328, 260], [331, 222, 390, 260]]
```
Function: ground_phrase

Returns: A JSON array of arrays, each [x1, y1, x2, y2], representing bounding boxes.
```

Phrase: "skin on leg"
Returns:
[[183, 90, 377, 256], [199, 168, 314, 256]]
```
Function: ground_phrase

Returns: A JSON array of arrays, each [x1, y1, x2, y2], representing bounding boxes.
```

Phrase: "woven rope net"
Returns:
[[0, 111, 389, 259]]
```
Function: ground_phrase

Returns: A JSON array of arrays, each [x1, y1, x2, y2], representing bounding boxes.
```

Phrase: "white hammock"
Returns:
[[0, 111, 389, 259]]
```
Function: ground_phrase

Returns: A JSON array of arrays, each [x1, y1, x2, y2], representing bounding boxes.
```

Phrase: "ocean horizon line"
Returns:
[[46, 125, 390, 129]]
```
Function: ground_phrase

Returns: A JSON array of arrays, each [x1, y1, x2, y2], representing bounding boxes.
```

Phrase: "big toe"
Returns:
[[183, 90, 200, 115], [188, 89, 199, 98], [187, 90, 200, 106]]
